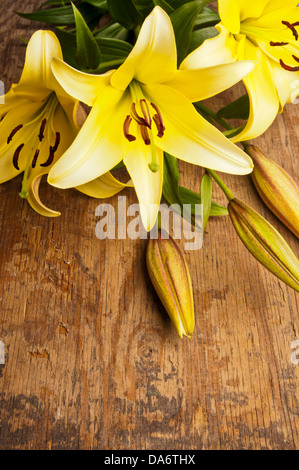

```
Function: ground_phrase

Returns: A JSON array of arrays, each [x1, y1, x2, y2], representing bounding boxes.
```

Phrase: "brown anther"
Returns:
[[139, 99, 152, 128], [131, 102, 150, 127], [123, 115, 136, 142], [293, 55, 299, 63], [270, 41, 289, 47], [151, 102, 165, 138], [140, 126, 151, 145], [279, 58, 299, 71], [12, 144, 24, 170], [282, 20, 298, 41], [40, 132, 60, 167], [38, 118, 47, 142], [32, 149, 40, 169], [7, 124, 23, 144]]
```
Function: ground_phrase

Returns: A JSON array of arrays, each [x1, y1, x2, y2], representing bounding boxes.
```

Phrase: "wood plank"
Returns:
[[0, 0, 298, 450]]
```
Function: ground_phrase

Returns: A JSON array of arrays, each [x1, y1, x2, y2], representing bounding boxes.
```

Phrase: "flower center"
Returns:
[[7, 92, 61, 198], [241, 20, 299, 72], [123, 81, 165, 173]]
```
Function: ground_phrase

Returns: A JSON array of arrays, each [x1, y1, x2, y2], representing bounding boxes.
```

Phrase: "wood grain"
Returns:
[[0, 0, 298, 450]]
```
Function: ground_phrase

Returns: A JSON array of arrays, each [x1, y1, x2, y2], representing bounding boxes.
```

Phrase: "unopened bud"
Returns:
[[245, 144, 299, 238], [228, 198, 299, 292], [146, 232, 195, 338]]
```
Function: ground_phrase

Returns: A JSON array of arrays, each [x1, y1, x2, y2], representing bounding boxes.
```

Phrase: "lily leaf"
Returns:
[[179, 186, 228, 217], [200, 172, 212, 233], [153, 0, 174, 14], [94, 22, 129, 41], [17, 3, 103, 26], [217, 94, 250, 121], [107, 0, 143, 30], [189, 26, 218, 53], [72, 3, 102, 69], [194, 6, 220, 29], [170, 1, 206, 66]]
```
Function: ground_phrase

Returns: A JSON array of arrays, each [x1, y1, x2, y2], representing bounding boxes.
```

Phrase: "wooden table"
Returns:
[[0, 0, 298, 450]]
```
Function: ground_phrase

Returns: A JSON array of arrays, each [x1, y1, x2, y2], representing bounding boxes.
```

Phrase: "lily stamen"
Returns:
[[13, 144, 24, 170], [282, 20, 299, 41], [38, 118, 47, 142], [280, 59, 299, 71], [270, 41, 289, 47], [140, 125, 151, 145], [123, 115, 136, 142], [32, 149, 40, 169], [41, 132, 61, 167], [151, 103, 165, 138], [7, 124, 23, 144]]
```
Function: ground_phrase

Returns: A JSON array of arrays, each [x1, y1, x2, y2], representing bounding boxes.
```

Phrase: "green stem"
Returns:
[[205, 168, 235, 202], [194, 102, 233, 131]]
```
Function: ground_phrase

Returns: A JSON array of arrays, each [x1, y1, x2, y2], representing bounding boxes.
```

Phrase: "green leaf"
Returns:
[[94, 22, 129, 40], [194, 6, 220, 29], [54, 27, 78, 67], [153, 0, 174, 14], [217, 94, 250, 121], [72, 3, 101, 69], [170, 1, 206, 66], [107, 0, 143, 29], [179, 186, 228, 217], [162, 153, 183, 209], [189, 26, 218, 53], [17, 2, 104, 26], [200, 173, 212, 233], [95, 37, 132, 61], [84, 0, 108, 7]]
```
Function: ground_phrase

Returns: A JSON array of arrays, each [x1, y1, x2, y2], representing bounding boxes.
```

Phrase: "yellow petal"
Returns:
[[143, 83, 253, 175], [231, 38, 280, 142], [111, 6, 177, 91], [27, 173, 61, 217], [271, 62, 299, 108], [218, 0, 241, 34], [13, 31, 63, 100], [76, 171, 132, 198], [48, 86, 130, 188], [124, 139, 163, 231], [180, 24, 237, 69], [51, 58, 113, 107], [166, 60, 255, 102]]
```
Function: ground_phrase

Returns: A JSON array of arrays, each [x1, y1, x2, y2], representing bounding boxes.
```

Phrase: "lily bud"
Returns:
[[244, 144, 299, 238], [146, 232, 195, 338], [228, 198, 299, 292]]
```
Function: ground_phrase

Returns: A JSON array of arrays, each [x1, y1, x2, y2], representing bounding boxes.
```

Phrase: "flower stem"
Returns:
[[205, 168, 235, 202]]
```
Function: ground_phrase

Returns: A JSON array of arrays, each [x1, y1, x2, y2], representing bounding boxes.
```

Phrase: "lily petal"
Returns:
[[51, 58, 113, 107], [218, 0, 241, 34], [231, 38, 280, 142], [27, 173, 61, 217], [76, 171, 132, 198], [48, 86, 131, 188], [124, 139, 163, 231], [143, 83, 253, 174], [166, 60, 255, 102], [13, 31, 64, 100], [111, 6, 177, 91], [181, 24, 237, 69]]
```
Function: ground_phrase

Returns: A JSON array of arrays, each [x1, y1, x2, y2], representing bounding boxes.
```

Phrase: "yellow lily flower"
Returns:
[[182, 0, 299, 142], [0, 30, 127, 216], [48, 6, 255, 230]]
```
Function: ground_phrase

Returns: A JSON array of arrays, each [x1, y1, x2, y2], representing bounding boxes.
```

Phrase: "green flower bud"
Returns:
[[228, 198, 299, 292], [146, 232, 195, 338], [245, 144, 299, 238]]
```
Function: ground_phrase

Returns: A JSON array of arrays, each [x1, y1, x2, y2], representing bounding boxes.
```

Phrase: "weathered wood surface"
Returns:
[[0, 0, 298, 450]]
